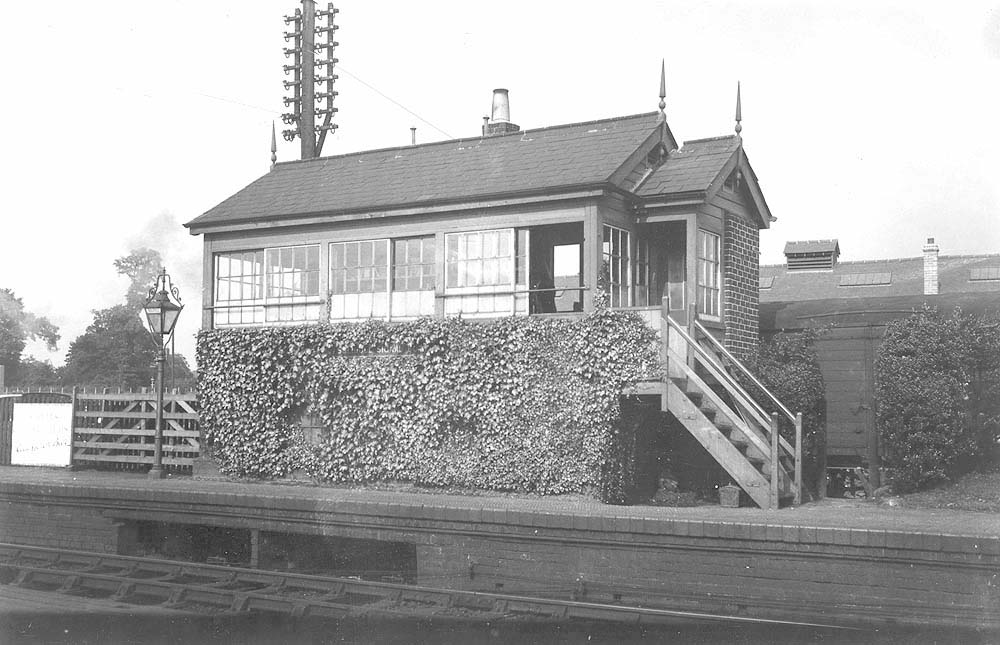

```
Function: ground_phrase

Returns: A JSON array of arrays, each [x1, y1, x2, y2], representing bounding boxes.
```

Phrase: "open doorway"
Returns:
[[523, 222, 584, 314]]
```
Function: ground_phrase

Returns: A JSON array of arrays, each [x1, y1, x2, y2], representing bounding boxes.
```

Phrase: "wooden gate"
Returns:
[[72, 389, 200, 474]]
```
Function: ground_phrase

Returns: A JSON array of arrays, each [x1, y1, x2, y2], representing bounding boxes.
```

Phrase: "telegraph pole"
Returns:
[[282, 1, 339, 160]]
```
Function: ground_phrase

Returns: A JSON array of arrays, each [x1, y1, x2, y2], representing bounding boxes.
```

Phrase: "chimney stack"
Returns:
[[923, 237, 940, 295], [483, 88, 520, 137], [410, 127, 416, 146]]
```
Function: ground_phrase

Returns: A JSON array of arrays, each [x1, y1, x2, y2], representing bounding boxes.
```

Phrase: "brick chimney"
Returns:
[[482, 89, 520, 137], [923, 237, 939, 295]]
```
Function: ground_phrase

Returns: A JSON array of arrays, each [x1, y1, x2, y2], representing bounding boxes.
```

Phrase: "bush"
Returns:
[[742, 330, 827, 495], [197, 312, 658, 503], [875, 307, 999, 492]]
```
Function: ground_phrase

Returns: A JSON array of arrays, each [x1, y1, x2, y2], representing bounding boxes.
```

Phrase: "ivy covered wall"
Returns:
[[196, 312, 659, 503]]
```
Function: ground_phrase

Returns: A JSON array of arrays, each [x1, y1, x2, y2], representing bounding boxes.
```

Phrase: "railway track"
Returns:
[[0, 543, 856, 630]]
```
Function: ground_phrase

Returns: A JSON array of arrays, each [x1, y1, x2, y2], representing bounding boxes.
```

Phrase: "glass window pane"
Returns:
[[467, 233, 481, 259]]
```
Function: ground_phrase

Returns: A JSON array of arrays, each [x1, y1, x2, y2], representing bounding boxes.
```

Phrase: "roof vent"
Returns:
[[482, 89, 521, 137], [784, 239, 840, 271]]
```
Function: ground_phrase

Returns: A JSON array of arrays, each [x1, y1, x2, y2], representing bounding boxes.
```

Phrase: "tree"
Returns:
[[60, 249, 195, 389], [114, 248, 163, 310], [11, 357, 60, 387], [0, 288, 59, 375]]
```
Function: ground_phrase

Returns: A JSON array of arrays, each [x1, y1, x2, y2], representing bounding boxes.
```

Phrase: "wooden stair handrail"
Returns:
[[693, 319, 796, 424], [664, 315, 771, 425], [662, 306, 800, 506]]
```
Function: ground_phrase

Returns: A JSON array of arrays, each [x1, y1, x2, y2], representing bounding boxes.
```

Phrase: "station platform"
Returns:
[[0, 466, 997, 629], [0, 465, 996, 539]]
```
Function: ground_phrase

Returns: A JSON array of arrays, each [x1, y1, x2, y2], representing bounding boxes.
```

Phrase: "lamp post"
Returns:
[[142, 268, 183, 479]]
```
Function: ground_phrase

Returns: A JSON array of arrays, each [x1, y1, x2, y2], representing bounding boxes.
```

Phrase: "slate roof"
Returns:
[[760, 253, 1000, 303], [636, 135, 740, 196], [784, 240, 839, 255], [187, 112, 664, 230]]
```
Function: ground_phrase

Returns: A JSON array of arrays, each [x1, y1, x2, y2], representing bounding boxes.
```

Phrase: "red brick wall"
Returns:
[[724, 214, 760, 358]]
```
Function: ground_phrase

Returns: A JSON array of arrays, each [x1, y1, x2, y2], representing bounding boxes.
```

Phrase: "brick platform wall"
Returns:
[[723, 214, 760, 358], [0, 480, 996, 629], [0, 500, 121, 553]]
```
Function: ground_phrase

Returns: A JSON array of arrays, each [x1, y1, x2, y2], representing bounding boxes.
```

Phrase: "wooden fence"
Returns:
[[0, 387, 200, 473]]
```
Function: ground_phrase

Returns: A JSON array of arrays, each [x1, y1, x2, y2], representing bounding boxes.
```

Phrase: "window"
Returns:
[[602, 225, 630, 307], [329, 239, 390, 320], [391, 237, 435, 318], [634, 239, 650, 307], [393, 237, 435, 291], [214, 251, 264, 326], [697, 230, 720, 318], [213, 245, 321, 327], [444, 229, 525, 316], [265, 245, 321, 322]]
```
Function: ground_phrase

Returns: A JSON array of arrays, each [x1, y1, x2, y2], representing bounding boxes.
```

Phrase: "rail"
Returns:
[[0, 543, 857, 630], [694, 320, 795, 423]]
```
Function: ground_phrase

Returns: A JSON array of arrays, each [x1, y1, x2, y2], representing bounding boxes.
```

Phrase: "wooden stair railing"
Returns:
[[691, 316, 803, 506], [659, 299, 803, 508]]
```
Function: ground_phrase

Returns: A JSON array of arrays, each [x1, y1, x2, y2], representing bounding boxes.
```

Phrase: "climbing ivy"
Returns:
[[196, 311, 659, 502]]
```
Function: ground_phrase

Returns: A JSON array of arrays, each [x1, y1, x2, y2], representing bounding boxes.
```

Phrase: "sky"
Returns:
[[1, 1, 998, 366]]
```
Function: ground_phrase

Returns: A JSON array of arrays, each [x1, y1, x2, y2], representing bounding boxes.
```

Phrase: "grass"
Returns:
[[897, 468, 1000, 513]]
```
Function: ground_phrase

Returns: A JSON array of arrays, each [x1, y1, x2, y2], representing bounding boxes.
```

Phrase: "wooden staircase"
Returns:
[[656, 303, 803, 509]]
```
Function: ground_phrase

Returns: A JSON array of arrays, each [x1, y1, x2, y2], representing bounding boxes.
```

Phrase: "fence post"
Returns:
[[68, 386, 78, 470], [794, 412, 803, 505], [660, 296, 670, 381], [770, 412, 780, 510]]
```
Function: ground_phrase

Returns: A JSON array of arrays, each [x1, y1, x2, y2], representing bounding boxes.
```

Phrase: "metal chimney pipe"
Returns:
[[410, 127, 416, 145], [923, 237, 940, 295], [491, 88, 510, 123]]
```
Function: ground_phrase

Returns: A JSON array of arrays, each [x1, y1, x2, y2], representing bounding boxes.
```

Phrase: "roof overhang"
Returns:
[[185, 185, 611, 236]]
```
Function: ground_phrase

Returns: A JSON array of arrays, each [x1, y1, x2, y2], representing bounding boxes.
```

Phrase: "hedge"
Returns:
[[196, 311, 659, 503], [741, 330, 827, 495], [875, 307, 1000, 492]]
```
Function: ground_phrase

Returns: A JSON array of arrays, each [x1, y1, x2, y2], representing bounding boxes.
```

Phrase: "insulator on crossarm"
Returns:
[[284, 9, 301, 23], [316, 123, 339, 132], [281, 113, 298, 125], [283, 80, 302, 89], [283, 48, 301, 57], [315, 91, 339, 100], [282, 96, 302, 106], [316, 58, 339, 66], [315, 42, 339, 49], [283, 64, 300, 74], [282, 129, 298, 141], [315, 25, 339, 33], [315, 75, 339, 83], [315, 108, 339, 116]]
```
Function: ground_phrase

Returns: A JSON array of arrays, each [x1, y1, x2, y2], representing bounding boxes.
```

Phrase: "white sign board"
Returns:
[[11, 403, 73, 467]]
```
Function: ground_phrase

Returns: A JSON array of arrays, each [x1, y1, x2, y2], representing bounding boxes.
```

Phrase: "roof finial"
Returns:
[[658, 59, 667, 120], [270, 121, 277, 168], [734, 81, 742, 139]]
